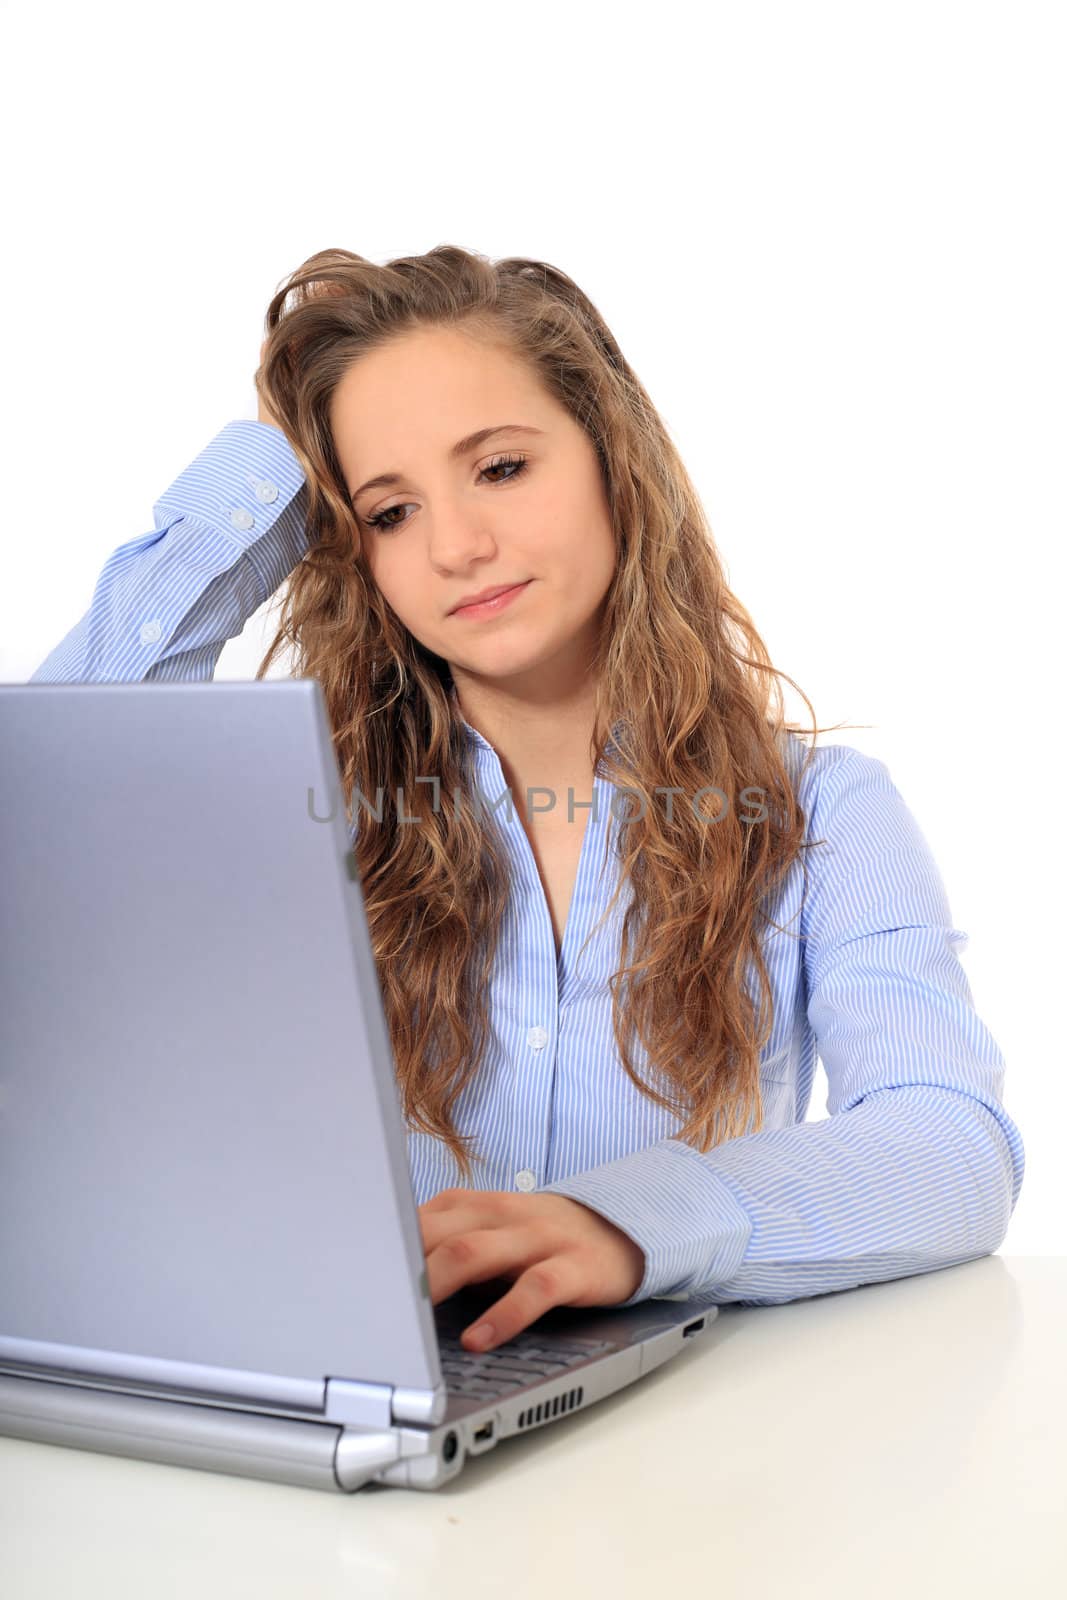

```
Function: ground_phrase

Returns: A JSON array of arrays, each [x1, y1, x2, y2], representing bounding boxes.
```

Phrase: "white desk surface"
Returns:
[[0, 1255, 1062, 1599]]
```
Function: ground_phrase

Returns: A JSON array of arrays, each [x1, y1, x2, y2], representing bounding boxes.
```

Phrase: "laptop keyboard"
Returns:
[[436, 1329, 617, 1398]]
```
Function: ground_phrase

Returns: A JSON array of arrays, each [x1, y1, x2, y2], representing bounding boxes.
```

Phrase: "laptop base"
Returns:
[[0, 1307, 716, 1492]]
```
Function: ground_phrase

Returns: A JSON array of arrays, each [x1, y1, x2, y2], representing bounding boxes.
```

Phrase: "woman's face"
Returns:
[[328, 325, 617, 700]]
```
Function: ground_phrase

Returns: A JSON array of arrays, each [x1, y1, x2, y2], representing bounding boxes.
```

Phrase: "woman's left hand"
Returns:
[[417, 1189, 647, 1352]]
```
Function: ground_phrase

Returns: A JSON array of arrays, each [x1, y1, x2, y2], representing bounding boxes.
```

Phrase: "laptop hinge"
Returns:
[[324, 1378, 448, 1428]]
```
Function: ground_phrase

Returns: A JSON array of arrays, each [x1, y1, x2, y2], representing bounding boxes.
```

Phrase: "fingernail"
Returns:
[[467, 1322, 494, 1349]]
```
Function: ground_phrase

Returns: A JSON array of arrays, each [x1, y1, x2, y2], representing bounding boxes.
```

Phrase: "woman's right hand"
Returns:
[[256, 336, 281, 429]]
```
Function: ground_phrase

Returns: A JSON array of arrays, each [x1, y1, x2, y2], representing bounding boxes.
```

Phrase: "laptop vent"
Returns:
[[517, 1385, 584, 1429]]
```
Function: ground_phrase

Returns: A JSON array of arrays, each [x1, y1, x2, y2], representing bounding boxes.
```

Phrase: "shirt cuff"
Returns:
[[149, 420, 310, 613], [151, 420, 307, 547], [537, 1138, 753, 1305]]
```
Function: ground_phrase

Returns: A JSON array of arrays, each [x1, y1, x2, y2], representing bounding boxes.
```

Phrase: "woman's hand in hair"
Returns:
[[256, 336, 281, 430], [417, 1189, 647, 1352]]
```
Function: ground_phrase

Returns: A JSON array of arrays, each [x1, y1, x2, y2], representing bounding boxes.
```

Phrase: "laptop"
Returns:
[[0, 680, 717, 1494]]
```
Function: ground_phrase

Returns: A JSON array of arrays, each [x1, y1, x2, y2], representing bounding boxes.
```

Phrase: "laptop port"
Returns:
[[682, 1317, 706, 1337], [473, 1420, 495, 1443]]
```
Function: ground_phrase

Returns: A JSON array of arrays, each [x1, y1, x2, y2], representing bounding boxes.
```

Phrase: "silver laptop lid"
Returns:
[[0, 681, 441, 1415]]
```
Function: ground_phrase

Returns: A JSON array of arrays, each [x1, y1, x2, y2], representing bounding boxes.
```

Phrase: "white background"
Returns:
[[1, 1, 1062, 1249]]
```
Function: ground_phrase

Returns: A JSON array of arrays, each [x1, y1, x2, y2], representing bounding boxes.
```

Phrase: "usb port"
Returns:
[[473, 1421, 495, 1443], [682, 1317, 706, 1337]]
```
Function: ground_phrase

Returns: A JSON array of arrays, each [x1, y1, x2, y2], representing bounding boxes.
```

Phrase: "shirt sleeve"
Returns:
[[537, 744, 1026, 1307], [28, 420, 309, 683]]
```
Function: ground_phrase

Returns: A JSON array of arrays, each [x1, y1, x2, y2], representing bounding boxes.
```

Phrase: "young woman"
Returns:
[[32, 245, 1025, 1355]]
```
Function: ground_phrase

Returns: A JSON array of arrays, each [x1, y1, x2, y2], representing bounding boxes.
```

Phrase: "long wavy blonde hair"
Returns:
[[254, 244, 848, 1183]]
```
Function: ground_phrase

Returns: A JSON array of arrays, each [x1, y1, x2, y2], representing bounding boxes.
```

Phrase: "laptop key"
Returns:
[[532, 1341, 613, 1359], [535, 1339, 615, 1355], [513, 1348, 589, 1367], [470, 1364, 540, 1385]]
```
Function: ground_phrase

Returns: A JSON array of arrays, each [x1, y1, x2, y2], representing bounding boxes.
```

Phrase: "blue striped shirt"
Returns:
[[31, 420, 1026, 1308]]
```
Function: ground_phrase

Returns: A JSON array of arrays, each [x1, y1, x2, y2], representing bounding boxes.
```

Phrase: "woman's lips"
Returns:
[[449, 580, 533, 619]]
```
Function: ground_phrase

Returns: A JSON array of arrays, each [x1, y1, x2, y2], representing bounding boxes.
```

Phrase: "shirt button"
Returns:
[[515, 1169, 537, 1192], [139, 620, 162, 644], [254, 480, 279, 504], [527, 1025, 549, 1050], [230, 507, 255, 531]]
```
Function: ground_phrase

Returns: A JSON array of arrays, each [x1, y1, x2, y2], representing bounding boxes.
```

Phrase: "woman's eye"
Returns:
[[363, 452, 530, 533]]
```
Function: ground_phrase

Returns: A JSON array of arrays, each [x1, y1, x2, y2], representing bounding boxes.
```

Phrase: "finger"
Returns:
[[426, 1225, 538, 1309], [419, 1193, 517, 1257], [417, 1187, 472, 1234], [419, 1202, 483, 1257], [419, 1187, 469, 1210], [461, 1258, 575, 1352]]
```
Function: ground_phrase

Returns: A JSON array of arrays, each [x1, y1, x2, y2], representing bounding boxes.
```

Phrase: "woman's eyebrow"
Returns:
[[351, 424, 546, 502]]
